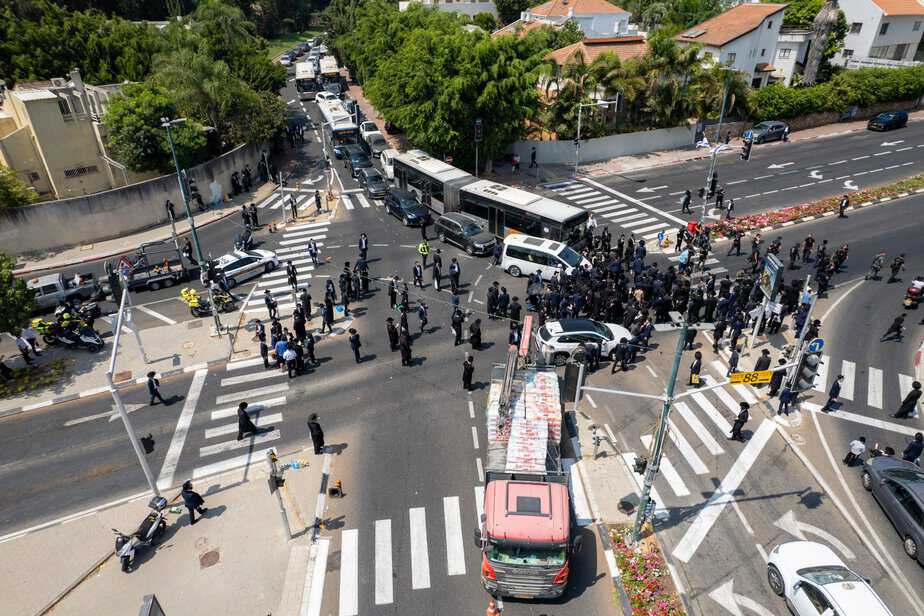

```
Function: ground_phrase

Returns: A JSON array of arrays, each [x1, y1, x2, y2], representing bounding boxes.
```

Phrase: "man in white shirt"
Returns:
[[283, 347, 298, 379], [843, 436, 866, 466]]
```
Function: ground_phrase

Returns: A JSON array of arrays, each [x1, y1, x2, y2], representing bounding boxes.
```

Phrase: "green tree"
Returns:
[[103, 83, 209, 173], [0, 165, 38, 209], [472, 12, 499, 32], [0, 252, 35, 335], [493, 0, 535, 25]]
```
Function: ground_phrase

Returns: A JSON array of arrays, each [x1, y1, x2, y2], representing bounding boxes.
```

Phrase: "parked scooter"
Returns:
[[113, 496, 168, 573], [904, 276, 924, 309]]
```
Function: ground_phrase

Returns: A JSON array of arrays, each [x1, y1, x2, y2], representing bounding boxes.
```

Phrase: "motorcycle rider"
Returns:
[[867, 252, 886, 280], [888, 253, 905, 283]]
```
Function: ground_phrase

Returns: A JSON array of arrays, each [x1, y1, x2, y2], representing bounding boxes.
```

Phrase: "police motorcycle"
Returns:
[[112, 496, 168, 573], [32, 304, 104, 353], [179, 287, 236, 317]]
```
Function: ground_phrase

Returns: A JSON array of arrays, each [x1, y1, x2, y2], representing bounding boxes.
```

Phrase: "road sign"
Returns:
[[807, 338, 824, 353], [730, 370, 773, 385]]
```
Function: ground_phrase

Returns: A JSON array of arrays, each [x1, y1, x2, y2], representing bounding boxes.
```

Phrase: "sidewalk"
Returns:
[[0, 317, 232, 418], [0, 448, 324, 616]]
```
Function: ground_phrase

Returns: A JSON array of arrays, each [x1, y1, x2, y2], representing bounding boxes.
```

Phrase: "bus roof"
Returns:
[[294, 62, 315, 80], [394, 149, 472, 183], [317, 98, 353, 127], [319, 55, 338, 75], [462, 180, 586, 223]]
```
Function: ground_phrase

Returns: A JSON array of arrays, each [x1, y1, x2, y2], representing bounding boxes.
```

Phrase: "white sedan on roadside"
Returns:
[[536, 318, 632, 366], [767, 541, 893, 616]]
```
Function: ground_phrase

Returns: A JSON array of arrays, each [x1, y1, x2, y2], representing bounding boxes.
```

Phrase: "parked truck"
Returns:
[[105, 241, 188, 293], [475, 358, 580, 599], [27, 272, 105, 312]]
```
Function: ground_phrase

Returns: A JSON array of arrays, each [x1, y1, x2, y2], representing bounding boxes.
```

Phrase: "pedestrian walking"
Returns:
[[288, 193, 298, 221], [754, 349, 772, 372], [264, 290, 279, 319], [386, 317, 399, 351], [286, 260, 298, 292], [769, 358, 786, 397], [843, 436, 866, 466], [451, 308, 464, 346], [417, 302, 428, 334], [469, 318, 483, 351], [529, 146, 537, 169], [462, 353, 475, 391], [307, 413, 325, 454], [147, 371, 167, 405], [314, 190, 322, 215], [433, 261, 442, 291], [260, 338, 270, 369], [729, 402, 749, 441], [237, 401, 259, 440], [304, 334, 317, 365], [449, 258, 461, 294], [492, 243, 502, 267], [283, 346, 298, 378], [15, 335, 33, 365], [399, 329, 412, 366], [838, 194, 849, 218], [821, 374, 844, 412], [894, 381, 922, 419], [724, 198, 735, 219], [689, 351, 703, 386], [413, 262, 424, 288], [887, 254, 905, 282], [181, 480, 208, 525], [881, 314, 905, 342], [727, 232, 741, 257], [778, 385, 794, 415], [349, 328, 362, 363], [359, 233, 369, 260], [903, 432, 923, 463], [249, 203, 259, 228], [308, 239, 320, 267], [727, 346, 740, 376], [681, 189, 692, 214]]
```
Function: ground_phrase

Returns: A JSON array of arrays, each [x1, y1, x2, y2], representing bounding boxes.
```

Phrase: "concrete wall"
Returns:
[[785, 98, 922, 131], [510, 125, 697, 164], [0, 143, 264, 256]]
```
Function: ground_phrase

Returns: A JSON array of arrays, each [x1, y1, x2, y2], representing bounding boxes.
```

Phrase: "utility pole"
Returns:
[[474, 118, 483, 179], [699, 73, 733, 226], [162, 117, 230, 351]]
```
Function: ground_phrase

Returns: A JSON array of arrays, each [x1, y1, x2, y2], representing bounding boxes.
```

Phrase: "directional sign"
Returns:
[[730, 370, 773, 385], [844, 179, 859, 190], [881, 140, 904, 147], [809, 169, 823, 179], [709, 578, 776, 616], [637, 185, 668, 193], [768, 162, 794, 169], [773, 510, 856, 560], [807, 338, 824, 353]]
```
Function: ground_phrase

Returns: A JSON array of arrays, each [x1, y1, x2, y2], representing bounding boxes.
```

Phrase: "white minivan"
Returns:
[[501, 234, 589, 280], [379, 148, 399, 181]]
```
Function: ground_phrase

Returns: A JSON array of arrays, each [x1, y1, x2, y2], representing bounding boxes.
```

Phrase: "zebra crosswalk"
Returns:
[[190, 357, 290, 480], [339, 194, 375, 210], [257, 190, 315, 211], [810, 356, 918, 416], [549, 180, 682, 247]]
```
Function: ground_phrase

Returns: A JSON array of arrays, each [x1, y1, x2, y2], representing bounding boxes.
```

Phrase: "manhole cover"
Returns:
[[199, 549, 220, 568], [114, 370, 132, 382]]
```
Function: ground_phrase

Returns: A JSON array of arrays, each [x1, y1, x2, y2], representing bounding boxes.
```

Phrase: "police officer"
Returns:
[[417, 239, 430, 268]]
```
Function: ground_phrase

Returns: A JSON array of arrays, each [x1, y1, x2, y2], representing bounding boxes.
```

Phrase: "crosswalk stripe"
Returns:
[[214, 382, 289, 405], [622, 217, 658, 229], [283, 227, 331, 239], [551, 181, 580, 190], [279, 234, 327, 246], [243, 302, 297, 315], [409, 507, 430, 589], [733, 384, 758, 405], [220, 370, 285, 387], [899, 373, 914, 403], [674, 402, 724, 455], [559, 187, 595, 197], [342, 195, 354, 210], [375, 519, 393, 605], [573, 194, 609, 205], [261, 263, 316, 279], [713, 386, 743, 420], [191, 447, 276, 480], [356, 194, 371, 208], [259, 196, 280, 209], [668, 419, 709, 474], [256, 281, 311, 293], [641, 434, 690, 496], [204, 413, 283, 439], [474, 486, 485, 526], [588, 203, 626, 213], [226, 357, 266, 371], [606, 211, 646, 223], [689, 392, 734, 434], [633, 222, 670, 234], [867, 367, 883, 408], [199, 429, 280, 457], [583, 199, 622, 209], [275, 243, 324, 256], [443, 496, 466, 576], [599, 206, 635, 217], [840, 360, 856, 400], [286, 221, 331, 232], [340, 529, 359, 616], [210, 396, 286, 420], [814, 354, 830, 393]]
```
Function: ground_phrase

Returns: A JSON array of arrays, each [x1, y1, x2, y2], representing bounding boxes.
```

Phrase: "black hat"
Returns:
[[740, 402, 750, 410], [239, 401, 248, 410]]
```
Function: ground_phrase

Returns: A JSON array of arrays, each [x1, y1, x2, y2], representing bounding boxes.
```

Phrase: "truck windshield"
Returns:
[[487, 544, 566, 567]]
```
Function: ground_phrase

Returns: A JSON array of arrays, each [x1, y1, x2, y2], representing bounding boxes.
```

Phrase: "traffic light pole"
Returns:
[[786, 276, 818, 390]]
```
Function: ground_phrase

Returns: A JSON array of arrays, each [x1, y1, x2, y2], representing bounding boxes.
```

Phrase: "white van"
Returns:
[[501, 234, 589, 280], [379, 148, 399, 181]]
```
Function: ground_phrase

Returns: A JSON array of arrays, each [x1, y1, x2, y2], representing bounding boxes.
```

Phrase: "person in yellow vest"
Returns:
[[417, 239, 430, 268]]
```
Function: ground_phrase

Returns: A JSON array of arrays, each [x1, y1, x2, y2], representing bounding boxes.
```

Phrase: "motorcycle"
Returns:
[[179, 288, 236, 317], [904, 277, 924, 309], [113, 496, 168, 573], [32, 319, 104, 352], [55, 302, 101, 329]]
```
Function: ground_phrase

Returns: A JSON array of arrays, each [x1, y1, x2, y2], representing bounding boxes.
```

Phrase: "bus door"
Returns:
[[491, 208, 506, 238]]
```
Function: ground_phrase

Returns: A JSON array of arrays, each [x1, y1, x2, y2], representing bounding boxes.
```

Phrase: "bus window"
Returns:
[[504, 209, 543, 239], [460, 199, 490, 225]]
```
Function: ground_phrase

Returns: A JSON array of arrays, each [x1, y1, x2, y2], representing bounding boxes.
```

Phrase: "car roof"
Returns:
[[504, 233, 563, 252], [440, 212, 478, 225], [776, 540, 842, 568], [826, 581, 894, 616], [389, 189, 416, 201], [546, 319, 597, 334]]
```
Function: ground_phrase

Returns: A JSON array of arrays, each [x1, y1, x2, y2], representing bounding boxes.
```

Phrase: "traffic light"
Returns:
[[474, 118, 483, 142], [795, 348, 824, 392], [573, 138, 580, 148], [740, 138, 753, 161]]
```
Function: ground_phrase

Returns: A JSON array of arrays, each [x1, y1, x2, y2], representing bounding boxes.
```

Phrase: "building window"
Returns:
[[777, 48, 792, 59], [914, 21, 921, 31], [767, 20, 773, 29], [879, 22, 889, 35], [57, 97, 72, 119], [63, 165, 99, 178], [760, 48, 766, 57], [850, 22, 862, 33], [726, 52, 736, 64], [892, 43, 909, 60], [869, 45, 890, 58], [843, 49, 854, 58]]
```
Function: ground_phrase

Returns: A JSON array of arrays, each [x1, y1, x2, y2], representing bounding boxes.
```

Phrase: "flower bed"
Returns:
[[611, 525, 685, 616], [707, 172, 924, 237], [0, 358, 72, 399]]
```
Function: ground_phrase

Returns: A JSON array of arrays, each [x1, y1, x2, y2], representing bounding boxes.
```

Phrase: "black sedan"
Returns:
[[347, 151, 373, 178], [384, 189, 430, 226], [862, 455, 924, 564], [333, 143, 363, 161], [868, 111, 908, 131], [434, 212, 495, 256]]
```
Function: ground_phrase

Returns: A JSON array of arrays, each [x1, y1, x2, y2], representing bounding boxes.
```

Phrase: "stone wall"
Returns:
[[511, 125, 698, 165], [0, 143, 264, 256]]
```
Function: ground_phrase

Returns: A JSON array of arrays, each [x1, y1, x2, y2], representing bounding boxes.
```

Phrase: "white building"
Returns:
[[676, 3, 788, 88], [837, 0, 924, 68], [774, 27, 813, 85], [498, 0, 635, 39], [398, 0, 497, 17]]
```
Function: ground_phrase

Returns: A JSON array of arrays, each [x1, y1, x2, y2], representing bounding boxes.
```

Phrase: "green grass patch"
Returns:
[[265, 30, 323, 60]]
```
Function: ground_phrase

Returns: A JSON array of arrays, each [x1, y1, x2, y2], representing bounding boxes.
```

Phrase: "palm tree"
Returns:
[[153, 49, 236, 134]]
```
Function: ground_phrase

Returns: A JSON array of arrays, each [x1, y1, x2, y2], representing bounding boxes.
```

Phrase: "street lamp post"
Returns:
[[574, 98, 619, 176], [161, 117, 229, 349], [698, 73, 733, 226]]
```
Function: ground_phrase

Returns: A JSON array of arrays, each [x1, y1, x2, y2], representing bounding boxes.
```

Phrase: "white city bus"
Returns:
[[295, 62, 318, 101], [318, 55, 342, 97], [317, 97, 358, 146]]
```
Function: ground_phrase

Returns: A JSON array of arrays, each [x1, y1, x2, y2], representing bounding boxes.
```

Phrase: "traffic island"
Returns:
[[610, 525, 686, 616]]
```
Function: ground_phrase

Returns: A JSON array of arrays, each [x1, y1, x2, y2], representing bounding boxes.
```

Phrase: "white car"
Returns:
[[213, 249, 278, 288], [315, 91, 338, 104], [359, 121, 379, 143], [380, 148, 399, 181], [279, 54, 291, 66], [767, 541, 893, 616], [536, 319, 632, 366]]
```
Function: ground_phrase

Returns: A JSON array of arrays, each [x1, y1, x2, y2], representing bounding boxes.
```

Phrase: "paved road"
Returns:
[[533, 120, 924, 243]]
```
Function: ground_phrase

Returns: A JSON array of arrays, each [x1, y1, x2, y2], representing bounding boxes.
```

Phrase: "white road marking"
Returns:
[[673, 419, 776, 563], [579, 177, 686, 224], [468, 400, 475, 418], [156, 369, 207, 490], [443, 496, 466, 576], [339, 529, 358, 616], [199, 429, 280, 456], [191, 447, 277, 480], [474, 486, 485, 526], [690, 392, 734, 434], [471, 426, 479, 449], [356, 194, 371, 208], [204, 413, 282, 439], [342, 195, 354, 210], [375, 519, 393, 605], [641, 435, 690, 497], [574, 194, 612, 205], [220, 370, 286, 387], [633, 222, 670, 234], [226, 357, 268, 371], [840, 360, 855, 400], [867, 367, 883, 409], [566, 459, 596, 522], [674, 402, 724, 455], [828, 160, 847, 165], [813, 353, 829, 393], [606, 212, 647, 223], [409, 507, 431, 589], [590, 204, 628, 214], [852, 155, 870, 160], [476, 457, 484, 482], [279, 234, 327, 246], [135, 304, 177, 325], [667, 420, 708, 474], [304, 538, 330, 616], [621, 217, 658, 229], [214, 382, 289, 405]]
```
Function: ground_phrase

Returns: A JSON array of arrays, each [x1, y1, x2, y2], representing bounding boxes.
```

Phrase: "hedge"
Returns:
[[753, 65, 924, 121]]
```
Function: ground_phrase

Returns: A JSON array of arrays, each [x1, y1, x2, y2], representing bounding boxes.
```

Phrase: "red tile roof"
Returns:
[[675, 3, 787, 48], [870, 0, 924, 15], [491, 19, 559, 38], [548, 36, 649, 64], [529, 0, 627, 17]]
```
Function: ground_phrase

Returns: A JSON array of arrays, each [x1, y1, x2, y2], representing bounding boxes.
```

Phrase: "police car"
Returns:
[[213, 249, 279, 288], [536, 319, 632, 366]]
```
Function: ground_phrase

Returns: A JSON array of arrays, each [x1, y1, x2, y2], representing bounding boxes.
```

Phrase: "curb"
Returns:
[[0, 357, 228, 421]]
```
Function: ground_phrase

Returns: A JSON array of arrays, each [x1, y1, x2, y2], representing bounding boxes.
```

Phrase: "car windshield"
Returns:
[[754, 122, 772, 131], [798, 566, 863, 586], [538, 326, 551, 341], [402, 201, 425, 214], [462, 223, 483, 236], [589, 321, 613, 339], [884, 468, 924, 482], [558, 245, 583, 267], [487, 543, 566, 567], [365, 171, 383, 182]]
